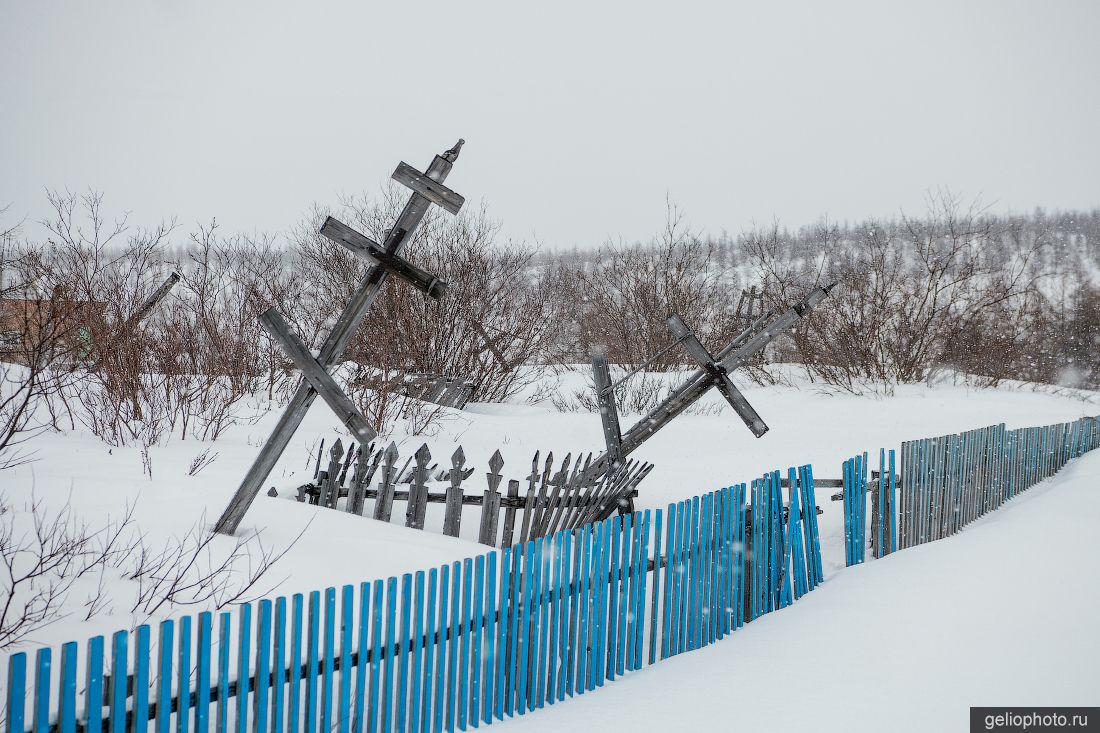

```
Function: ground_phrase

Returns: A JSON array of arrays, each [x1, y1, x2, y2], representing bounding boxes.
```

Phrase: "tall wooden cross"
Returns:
[[215, 140, 467, 535], [588, 283, 836, 483]]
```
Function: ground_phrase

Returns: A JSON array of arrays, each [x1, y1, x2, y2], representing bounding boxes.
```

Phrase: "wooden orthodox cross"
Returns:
[[588, 283, 836, 482], [215, 140, 467, 534]]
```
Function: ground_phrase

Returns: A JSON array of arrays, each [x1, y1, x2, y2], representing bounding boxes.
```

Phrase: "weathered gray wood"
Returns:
[[501, 479, 520, 548], [337, 442, 356, 486], [320, 216, 448, 300], [318, 440, 344, 509], [611, 284, 834, 464], [478, 491, 501, 546], [258, 307, 378, 444], [391, 161, 466, 215], [546, 453, 589, 537], [312, 438, 325, 480], [590, 354, 623, 464], [442, 447, 466, 537], [478, 450, 505, 546], [406, 444, 432, 529], [374, 442, 399, 522], [518, 455, 540, 544], [533, 454, 571, 539], [424, 377, 448, 404], [666, 314, 769, 437], [526, 453, 555, 541], [85, 271, 181, 372], [347, 447, 380, 516], [469, 318, 510, 370], [215, 143, 463, 535]]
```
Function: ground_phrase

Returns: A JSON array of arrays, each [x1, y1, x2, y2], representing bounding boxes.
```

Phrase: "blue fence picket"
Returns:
[[380, 577, 397, 733], [56, 643, 76, 733], [32, 648, 49, 733], [647, 508, 663, 666], [236, 605, 252, 733], [410, 572, 426, 733], [432, 565, 449, 732], [492, 553, 508, 720], [422, 569, 439, 733], [304, 593, 320, 733], [337, 589, 352, 733], [288, 597, 304, 733], [470, 556, 485, 726], [545, 536, 562, 705], [6, 652, 27, 733], [110, 631, 128, 733], [272, 600, 287, 733], [154, 624, 173, 733], [256, 602, 273, 733], [456, 562, 471, 731], [319, 590, 334, 733], [396, 574, 412, 733]]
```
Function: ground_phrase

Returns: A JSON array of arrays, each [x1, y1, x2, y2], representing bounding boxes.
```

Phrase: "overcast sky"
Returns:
[[2, 1, 1098, 250]]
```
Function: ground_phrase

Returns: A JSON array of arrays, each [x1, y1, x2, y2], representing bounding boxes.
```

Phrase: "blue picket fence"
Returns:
[[842, 415, 1099, 566], [4, 466, 823, 733]]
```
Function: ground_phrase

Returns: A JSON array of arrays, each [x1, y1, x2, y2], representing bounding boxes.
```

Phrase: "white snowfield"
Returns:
[[491, 450, 1100, 733], [2, 367, 1098, 726]]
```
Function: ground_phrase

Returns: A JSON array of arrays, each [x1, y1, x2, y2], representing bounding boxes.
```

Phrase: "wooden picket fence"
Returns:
[[841, 415, 1100, 566], [295, 441, 653, 548], [3, 465, 824, 733]]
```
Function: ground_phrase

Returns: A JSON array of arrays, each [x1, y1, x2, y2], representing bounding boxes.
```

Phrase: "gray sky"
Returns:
[[2, 0, 1098, 250]]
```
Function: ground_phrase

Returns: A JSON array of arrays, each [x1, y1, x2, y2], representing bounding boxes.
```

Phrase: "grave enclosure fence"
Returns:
[[839, 415, 1100, 566], [3, 467, 823, 733], [296, 440, 654, 548]]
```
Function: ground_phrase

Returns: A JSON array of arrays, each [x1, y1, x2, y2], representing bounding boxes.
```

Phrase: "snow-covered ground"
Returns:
[[492, 449, 1100, 733], [2, 366, 1097, 671]]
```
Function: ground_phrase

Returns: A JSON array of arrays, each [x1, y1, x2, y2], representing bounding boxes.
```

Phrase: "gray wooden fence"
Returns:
[[399, 374, 476, 409], [287, 440, 653, 548]]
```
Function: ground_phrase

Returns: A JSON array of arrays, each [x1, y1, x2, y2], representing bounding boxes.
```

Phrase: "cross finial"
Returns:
[[443, 139, 465, 162]]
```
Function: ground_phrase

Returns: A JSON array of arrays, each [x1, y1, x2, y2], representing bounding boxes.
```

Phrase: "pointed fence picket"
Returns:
[[4, 463, 825, 733]]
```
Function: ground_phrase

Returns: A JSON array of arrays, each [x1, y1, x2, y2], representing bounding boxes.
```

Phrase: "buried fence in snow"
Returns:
[[2, 465, 823, 733], [290, 440, 654, 548], [7, 415, 1098, 733], [838, 415, 1100, 567]]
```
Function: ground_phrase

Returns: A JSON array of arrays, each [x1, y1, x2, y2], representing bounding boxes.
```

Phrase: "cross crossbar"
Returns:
[[391, 161, 465, 215], [583, 283, 835, 480], [666, 313, 768, 437], [258, 307, 378, 444], [320, 216, 448, 299]]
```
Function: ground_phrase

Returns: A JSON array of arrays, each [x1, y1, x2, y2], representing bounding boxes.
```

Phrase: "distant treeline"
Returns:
[[1, 190, 1097, 456]]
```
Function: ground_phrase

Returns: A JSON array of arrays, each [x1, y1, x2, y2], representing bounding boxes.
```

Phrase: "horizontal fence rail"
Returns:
[[4, 466, 823, 733]]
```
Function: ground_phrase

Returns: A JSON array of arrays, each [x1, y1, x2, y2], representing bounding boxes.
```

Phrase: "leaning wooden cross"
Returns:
[[588, 283, 836, 487], [214, 140, 467, 535]]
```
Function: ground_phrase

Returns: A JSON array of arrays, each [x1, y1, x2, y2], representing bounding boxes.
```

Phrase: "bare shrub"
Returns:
[[127, 513, 304, 616], [745, 192, 1046, 391], [567, 200, 740, 372], [0, 495, 137, 648], [0, 493, 302, 651]]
